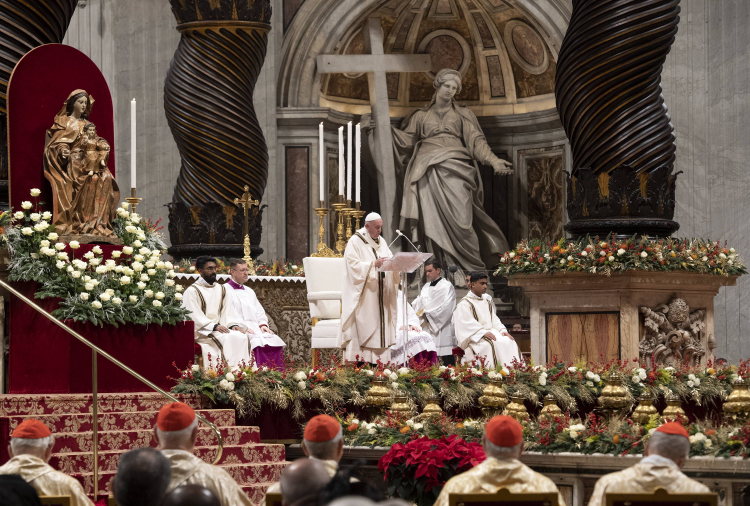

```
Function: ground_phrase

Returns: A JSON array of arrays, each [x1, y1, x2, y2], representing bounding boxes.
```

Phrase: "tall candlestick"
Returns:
[[130, 98, 136, 189], [346, 121, 352, 202], [338, 126, 344, 195], [355, 123, 361, 203], [319, 122, 325, 203]]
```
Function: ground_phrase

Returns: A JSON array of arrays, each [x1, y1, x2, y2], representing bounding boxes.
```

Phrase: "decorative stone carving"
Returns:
[[639, 294, 706, 367]]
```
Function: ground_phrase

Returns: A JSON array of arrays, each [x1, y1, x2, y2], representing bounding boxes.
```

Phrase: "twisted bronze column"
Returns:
[[165, 0, 271, 259], [555, 0, 681, 238], [0, 0, 79, 202]]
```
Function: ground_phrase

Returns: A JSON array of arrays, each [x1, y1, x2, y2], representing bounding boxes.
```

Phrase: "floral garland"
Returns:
[[494, 235, 747, 277], [176, 257, 304, 277], [6, 189, 189, 327], [172, 356, 749, 434]]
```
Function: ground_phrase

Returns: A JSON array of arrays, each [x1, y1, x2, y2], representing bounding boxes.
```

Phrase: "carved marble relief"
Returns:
[[522, 149, 564, 241], [639, 294, 709, 367]]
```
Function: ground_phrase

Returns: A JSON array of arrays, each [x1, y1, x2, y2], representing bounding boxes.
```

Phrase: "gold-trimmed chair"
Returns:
[[302, 257, 344, 367], [38, 497, 71, 506], [605, 488, 718, 506], [265, 492, 282, 506], [449, 488, 559, 506]]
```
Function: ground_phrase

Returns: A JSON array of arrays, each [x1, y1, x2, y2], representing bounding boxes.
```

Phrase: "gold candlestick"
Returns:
[[344, 199, 354, 240], [351, 201, 365, 231], [125, 188, 143, 215], [311, 201, 339, 258], [233, 185, 259, 275], [331, 198, 348, 255]]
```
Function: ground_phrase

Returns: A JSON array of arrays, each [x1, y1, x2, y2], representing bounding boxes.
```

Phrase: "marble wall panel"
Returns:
[[285, 147, 309, 261], [283, 0, 307, 32]]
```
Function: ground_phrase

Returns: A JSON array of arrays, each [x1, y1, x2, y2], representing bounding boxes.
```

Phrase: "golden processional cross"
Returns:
[[234, 185, 259, 275]]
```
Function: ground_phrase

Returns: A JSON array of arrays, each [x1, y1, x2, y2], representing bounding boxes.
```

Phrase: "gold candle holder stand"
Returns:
[[344, 200, 354, 240], [233, 185, 259, 275], [125, 188, 143, 215], [351, 201, 365, 232], [331, 199, 348, 255], [311, 201, 339, 258]]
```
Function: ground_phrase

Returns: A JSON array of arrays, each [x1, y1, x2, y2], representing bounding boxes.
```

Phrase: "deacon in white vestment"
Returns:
[[412, 259, 456, 362], [387, 291, 438, 366], [182, 256, 253, 368], [454, 272, 520, 368], [338, 213, 400, 364], [227, 259, 286, 369]]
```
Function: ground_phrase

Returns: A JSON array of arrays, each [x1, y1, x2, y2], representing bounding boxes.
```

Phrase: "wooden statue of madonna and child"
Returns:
[[43, 89, 121, 244]]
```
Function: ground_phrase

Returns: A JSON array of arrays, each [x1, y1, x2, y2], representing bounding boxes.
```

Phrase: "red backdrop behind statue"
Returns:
[[5, 44, 193, 394]]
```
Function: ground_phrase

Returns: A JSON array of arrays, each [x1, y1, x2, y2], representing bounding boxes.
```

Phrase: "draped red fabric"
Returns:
[[7, 44, 116, 211]]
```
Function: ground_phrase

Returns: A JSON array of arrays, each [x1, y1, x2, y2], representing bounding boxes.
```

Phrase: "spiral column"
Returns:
[[165, 0, 271, 260], [0, 0, 79, 201], [555, 0, 681, 238]]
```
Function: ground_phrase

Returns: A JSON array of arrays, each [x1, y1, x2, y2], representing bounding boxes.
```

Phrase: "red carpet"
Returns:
[[0, 392, 288, 504]]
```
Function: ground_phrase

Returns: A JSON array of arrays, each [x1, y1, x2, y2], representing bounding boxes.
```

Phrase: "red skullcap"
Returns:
[[485, 415, 523, 447], [157, 402, 196, 431], [304, 415, 341, 442], [655, 422, 689, 439], [12, 419, 52, 439]]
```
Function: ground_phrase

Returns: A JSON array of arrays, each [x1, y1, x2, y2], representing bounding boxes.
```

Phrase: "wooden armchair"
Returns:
[[449, 488, 559, 506], [605, 488, 718, 506]]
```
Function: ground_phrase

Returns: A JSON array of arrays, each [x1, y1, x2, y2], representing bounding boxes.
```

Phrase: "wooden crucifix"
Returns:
[[234, 185, 259, 274], [316, 17, 432, 240]]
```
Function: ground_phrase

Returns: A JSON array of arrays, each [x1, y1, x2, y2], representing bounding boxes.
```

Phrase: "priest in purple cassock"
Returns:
[[227, 258, 286, 369]]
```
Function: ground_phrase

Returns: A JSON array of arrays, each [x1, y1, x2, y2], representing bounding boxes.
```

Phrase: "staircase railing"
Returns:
[[0, 279, 224, 497]]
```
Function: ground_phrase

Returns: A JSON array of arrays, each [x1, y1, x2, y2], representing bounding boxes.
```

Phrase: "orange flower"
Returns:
[[455, 423, 465, 429], [705, 429, 716, 436], [315, 372, 326, 382], [206, 370, 218, 379], [400, 426, 410, 434], [613, 434, 620, 444], [347, 424, 358, 432]]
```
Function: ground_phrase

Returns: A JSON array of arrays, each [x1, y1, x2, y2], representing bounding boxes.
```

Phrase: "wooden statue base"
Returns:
[[59, 234, 122, 245], [508, 271, 737, 366]]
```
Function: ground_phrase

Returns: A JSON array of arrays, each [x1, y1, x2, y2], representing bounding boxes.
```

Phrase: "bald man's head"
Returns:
[[160, 485, 220, 506], [280, 458, 330, 506]]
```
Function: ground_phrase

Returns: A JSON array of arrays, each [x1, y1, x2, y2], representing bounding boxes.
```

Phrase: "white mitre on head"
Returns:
[[365, 212, 382, 222]]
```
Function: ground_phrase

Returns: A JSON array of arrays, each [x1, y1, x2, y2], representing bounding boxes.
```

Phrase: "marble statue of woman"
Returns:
[[365, 69, 512, 272], [43, 89, 120, 241]]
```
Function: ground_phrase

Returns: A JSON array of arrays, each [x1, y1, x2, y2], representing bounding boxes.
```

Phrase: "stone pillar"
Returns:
[[555, 0, 681, 238], [164, 0, 271, 260], [0, 0, 79, 208]]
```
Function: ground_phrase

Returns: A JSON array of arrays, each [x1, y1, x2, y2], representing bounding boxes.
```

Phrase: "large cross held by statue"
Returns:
[[234, 185, 259, 272], [317, 17, 432, 240]]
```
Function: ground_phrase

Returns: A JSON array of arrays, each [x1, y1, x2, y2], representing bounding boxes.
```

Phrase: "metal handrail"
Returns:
[[0, 279, 224, 497]]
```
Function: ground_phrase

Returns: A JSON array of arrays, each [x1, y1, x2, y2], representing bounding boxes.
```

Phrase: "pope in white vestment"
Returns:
[[412, 261, 456, 359], [338, 214, 400, 363], [182, 258, 253, 368], [454, 274, 520, 368]]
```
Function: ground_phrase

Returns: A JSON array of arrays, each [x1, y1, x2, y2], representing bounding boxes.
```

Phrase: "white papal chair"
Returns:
[[302, 257, 344, 367]]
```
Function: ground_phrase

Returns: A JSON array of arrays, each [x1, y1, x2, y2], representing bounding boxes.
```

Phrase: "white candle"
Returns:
[[346, 121, 352, 202], [130, 98, 136, 189], [319, 122, 325, 203], [355, 123, 361, 203], [338, 126, 344, 196]]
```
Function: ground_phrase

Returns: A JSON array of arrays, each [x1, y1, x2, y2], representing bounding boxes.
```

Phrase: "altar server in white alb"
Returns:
[[412, 259, 456, 364], [182, 256, 253, 368], [454, 271, 520, 368], [389, 291, 438, 366], [338, 213, 400, 363], [227, 258, 286, 369]]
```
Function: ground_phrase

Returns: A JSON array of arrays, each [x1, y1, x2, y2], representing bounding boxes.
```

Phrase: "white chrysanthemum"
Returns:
[[92, 300, 102, 309], [21, 227, 33, 235], [297, 381, 306, 390], [21, 201, 32, 210], [47, 232, 59, 241], [152, 300, 162, 307], [84, 283, 94, 291], [141, 274, 149, 282], [148, 269, 156, 276], [111, 250, 122, 259], [145, 260, 155, 269], [155, 292, 165, 300], [568, 366, 577, 373], [225, 372, 235, 382], [95, 265, 107, 274], [92, 245, 103, 254], [29, 213, 40, 222], [129, 295, 138, 302], [608, 256, 615, 262], [53, 242, 65, 251], [165, 279, 175, 287], [640, 251, 648, 258], [55, 260, 66, 269], [57, 252, 69, 260], [132, 262, 144, 272], [80, 292, 89, 301], [134, 254, 144, 262], [137, 282, 146, 290], [69, 241, 80, 249], [112, 297, 122, 305], [13, 211, 24, 220], [586, 380, 594, 387], [617, 248, 625, 255], [168, 270, 176, 278], [125, 225, 137, 233], [174, 293, 183, 300], [632, 375, 641, 384], [144, 290, 154, 298], [133, 240, 142, 248], [122, 246, 133, 255], [89, 258, 101, 266], [175, 285, 184, 292], [100, 293, 111, 302], [30, 188, 41, 197], [120, 276, 131, 285]]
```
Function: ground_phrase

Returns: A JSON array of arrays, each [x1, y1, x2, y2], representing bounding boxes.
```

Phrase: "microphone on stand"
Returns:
[[395, 229, 421, 252]]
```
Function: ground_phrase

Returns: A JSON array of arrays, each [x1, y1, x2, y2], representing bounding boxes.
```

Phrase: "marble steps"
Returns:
[[52, 425, 261, 453]]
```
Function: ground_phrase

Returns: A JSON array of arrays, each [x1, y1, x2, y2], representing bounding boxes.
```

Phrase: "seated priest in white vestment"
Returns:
[[454, 272, 520, 368], [338, 213, 399, 364], [182, 256, 253, 368], [227, 258, 286, 369], [388, 291, 438, 366], [412, 259, 456, 364]]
